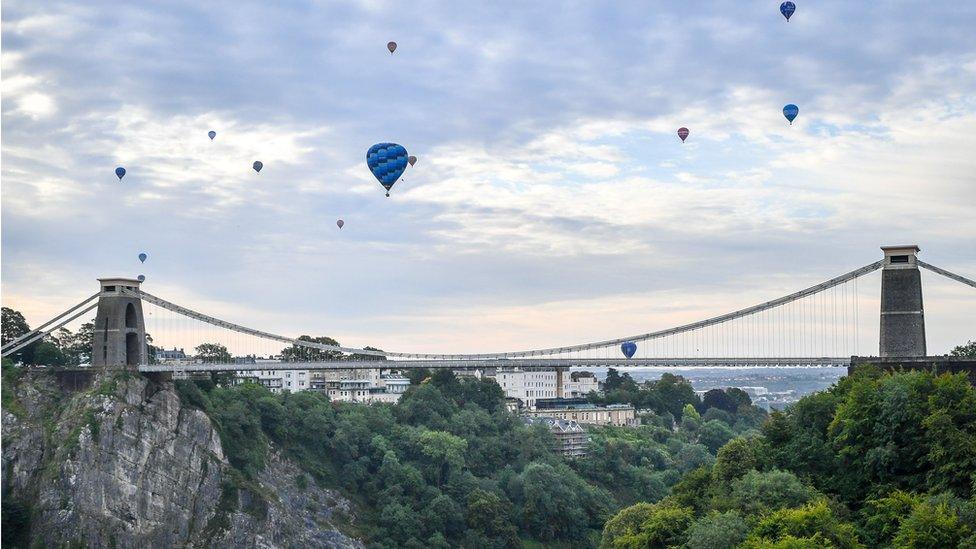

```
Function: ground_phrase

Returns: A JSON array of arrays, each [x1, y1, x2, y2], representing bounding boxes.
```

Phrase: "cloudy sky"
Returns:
[[3, 0, 975, 356]]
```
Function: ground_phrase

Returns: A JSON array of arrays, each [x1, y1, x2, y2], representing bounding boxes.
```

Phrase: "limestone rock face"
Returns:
[[1, 372, 362, 549]]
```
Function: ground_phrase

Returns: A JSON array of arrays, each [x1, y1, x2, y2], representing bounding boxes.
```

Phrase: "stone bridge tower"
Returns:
[[879, 245, 926, 357], [92, 278, 147, 369]]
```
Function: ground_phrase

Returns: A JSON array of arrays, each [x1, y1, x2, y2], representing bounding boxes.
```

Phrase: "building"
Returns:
[[309, 369, 411, 403], [564, 371, 599, 398], [493, 368, 558, 408], [235, 362, 309, 394], [524, 417, 590, 457], [526, 400, 638, 427], [154, 347, 187, 362]]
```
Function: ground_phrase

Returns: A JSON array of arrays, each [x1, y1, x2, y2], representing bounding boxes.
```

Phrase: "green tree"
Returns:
[[744, 499, 864, 548], [684, 511, 750, 549], [600, 501, 694, 548], [279, 335, 342, 361], [417, 430, 467, 486], [861, 490, 923, 546], [465, 489, 520, 548], [712, 437, 762, 485], [949, 340, 976, 357], [892, 501, 969, 549], [728, 470, 816, 515], [1, 307, 30, 345], [699, 419, 735, 453], [32, 341, 66, 366], [1, 307, 36, 364], [195, 342, 231, 363]]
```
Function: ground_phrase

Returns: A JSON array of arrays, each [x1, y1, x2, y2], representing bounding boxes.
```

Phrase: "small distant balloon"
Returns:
[[253, 161, 263, 173], [138, 252, 147, 263], [387, 41, 397, 54], [783, 104, 799, 125], [621, 341, 637, 359], [115, 167, 126, 180], [336, 219, 344, 229], [366, 143, 409, 197], [780, 1, 796, 21], [408, 155, 417, 167], [677, 127, 690, 143], [208, 130, 216, 140], [137, 275, 146, 282]]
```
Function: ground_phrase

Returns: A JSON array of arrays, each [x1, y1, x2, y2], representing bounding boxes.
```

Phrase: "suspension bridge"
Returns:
[[3, 245, 974, 379]]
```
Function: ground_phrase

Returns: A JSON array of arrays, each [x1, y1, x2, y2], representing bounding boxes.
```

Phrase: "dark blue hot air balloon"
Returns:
[[137, 275, 146, 282], [138, 252, 147, 263], [253, 161, 263, 173], [366, 143, 409, 197], [780, 1, 795, 21], [621, 341, 637, 359], [208, 130, 216, 140], [115, 167, 126, 180], [783, 104, 799, 125]]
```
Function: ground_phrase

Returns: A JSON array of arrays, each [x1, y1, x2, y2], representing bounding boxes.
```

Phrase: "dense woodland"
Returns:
[[3, 304, 975, 547]]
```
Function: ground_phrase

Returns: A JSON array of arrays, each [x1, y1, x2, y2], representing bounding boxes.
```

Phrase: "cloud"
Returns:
[[2, 0, 975, 356]]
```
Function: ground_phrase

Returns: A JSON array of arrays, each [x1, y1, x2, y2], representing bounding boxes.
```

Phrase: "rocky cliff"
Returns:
[[1, 370, 363, 548]]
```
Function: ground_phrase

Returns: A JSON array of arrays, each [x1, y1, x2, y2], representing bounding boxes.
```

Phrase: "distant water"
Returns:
[[571, 366, 848, 409]]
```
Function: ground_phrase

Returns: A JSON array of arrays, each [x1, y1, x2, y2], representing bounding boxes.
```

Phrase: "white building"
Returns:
[[564, 372, 599, 398], [493, 369, 558, 409], [236, 363, 309, 394], [310, 370, 410, 403]]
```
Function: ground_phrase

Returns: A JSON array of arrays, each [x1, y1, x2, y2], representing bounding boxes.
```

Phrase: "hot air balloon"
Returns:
[[138, 252, 148, 263], [115, 167, 126, 180], [137, 275, 146, 282], [387, 41, 397, 54], [780, 1, 796, 21], [677, 127, 690, 143], [208, 130, 216, 140], [253, 161, 263, 173], [621, 341, 637, 359], [408, 155, 417, 166], [366, 143, 409, 197], [337, 219, 344, 229], [783, 104, 799, 125]]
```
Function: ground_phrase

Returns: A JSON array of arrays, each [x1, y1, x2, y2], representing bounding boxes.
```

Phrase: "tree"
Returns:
[[32, 341, 66, 366], [64, 321, 94, 365], [744, 499, 864, 548], [684, 511, 750, 549], [601, 501, 694, 548], [195, 343, 231, 363], [466, 489, 520, 548], [702, 389, 736, 413], [346, 345, 387, 361], [280, 335, 342, 361], [893, 501, 970, 548], [1, 307, 36, 364], [949, 340, 976, 357], [712, 437, 762, 485], [728, 470, 816, 515], [417, 430, 467, 486], [604, 368, 638, 393], [1, 307, 30, 345], [699, 420, 735, 453]]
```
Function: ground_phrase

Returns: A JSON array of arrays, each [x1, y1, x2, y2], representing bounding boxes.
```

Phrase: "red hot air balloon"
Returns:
[[677, 127, 690, 143]]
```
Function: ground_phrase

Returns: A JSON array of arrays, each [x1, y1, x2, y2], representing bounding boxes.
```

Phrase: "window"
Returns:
[[891, 255, 909, 263]]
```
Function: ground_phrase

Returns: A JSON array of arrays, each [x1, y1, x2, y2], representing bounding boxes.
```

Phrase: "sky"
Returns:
[[3, 0, 975, 356]]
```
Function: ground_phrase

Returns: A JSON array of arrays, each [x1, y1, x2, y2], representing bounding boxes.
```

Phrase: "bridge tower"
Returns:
[[92, 278, 147, 369], [879, 245, 926, 357]]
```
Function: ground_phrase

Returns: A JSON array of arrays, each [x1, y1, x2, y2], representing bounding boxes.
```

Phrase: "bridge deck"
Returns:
[[137, 357, 853, 372]]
